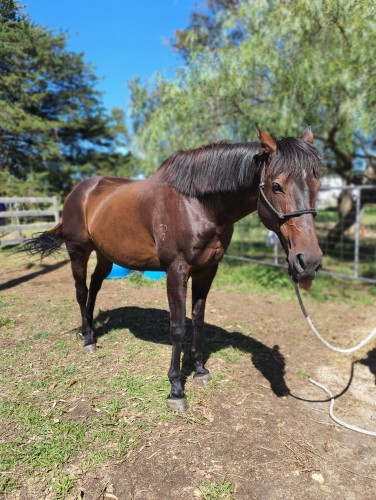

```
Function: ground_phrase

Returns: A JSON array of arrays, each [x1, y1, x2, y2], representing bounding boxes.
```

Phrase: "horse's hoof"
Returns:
[[193, 373, 212, 386], [167, 397, 189, 412], [83, 343, 97, 353]]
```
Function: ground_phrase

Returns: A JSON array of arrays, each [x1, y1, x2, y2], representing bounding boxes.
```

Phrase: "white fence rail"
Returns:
[[0, 196, 59, 247]]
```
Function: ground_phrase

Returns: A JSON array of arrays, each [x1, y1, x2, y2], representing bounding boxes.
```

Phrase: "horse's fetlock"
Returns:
[[168, 368, 180, 382]]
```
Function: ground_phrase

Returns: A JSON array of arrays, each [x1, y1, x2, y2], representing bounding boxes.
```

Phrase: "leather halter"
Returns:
[[258, 158, 317, 223]]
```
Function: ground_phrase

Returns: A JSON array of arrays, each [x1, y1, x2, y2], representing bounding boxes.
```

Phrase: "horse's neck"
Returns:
[[203, 188, 259, 225]]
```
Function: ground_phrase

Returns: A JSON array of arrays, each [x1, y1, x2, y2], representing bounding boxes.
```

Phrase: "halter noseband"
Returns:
[[258, 158, 317, 223]]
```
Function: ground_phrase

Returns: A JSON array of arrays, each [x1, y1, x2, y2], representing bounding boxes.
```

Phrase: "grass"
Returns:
[[215, 259, 376, 305], [215, 260, 291, 293], [362, 205, 376, 227], [296, 368, 310, 379], [0, 402, 88, 495], [127, 270, 154, 286], [0, 343, 173, 495], [213, 346, 241, 364], [34, 330, 51, 341], [197, 479, 234, 499]]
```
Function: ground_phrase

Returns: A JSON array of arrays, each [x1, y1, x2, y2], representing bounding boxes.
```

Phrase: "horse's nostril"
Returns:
[[297, 253, 306, 270]]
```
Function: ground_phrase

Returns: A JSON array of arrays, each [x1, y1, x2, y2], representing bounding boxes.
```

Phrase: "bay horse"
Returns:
[[26, 126, 323, 412]]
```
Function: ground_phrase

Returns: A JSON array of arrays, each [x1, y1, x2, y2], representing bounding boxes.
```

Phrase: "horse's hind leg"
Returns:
[[191, 265, 218, 386], [86, 251, 113, 326], [66, 242, 95, 351]]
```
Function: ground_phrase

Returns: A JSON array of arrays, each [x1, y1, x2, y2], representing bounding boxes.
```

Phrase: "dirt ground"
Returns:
[[2, 256, 376, 499]]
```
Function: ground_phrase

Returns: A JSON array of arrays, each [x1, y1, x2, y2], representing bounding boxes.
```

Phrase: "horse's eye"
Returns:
[[272, 182, 284, 193]]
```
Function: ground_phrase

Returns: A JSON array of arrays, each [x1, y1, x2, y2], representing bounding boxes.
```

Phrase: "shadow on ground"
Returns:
[[359, 348, 376, 384], [95, 306, 290, 397], [0, 259, 69, 291]]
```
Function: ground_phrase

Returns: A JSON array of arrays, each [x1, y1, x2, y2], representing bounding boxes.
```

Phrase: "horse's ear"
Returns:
[[255, 123, 277, 153], [300, 126, 314, 144]]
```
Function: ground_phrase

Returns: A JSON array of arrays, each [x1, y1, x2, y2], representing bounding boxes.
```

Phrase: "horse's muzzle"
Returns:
[[288, 250, 323, 290]]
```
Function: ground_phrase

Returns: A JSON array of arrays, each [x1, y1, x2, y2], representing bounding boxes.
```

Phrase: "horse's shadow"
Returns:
[[0, 259, 69, 292], [359, 348, 376, 384], [95, 306, 289, 397]]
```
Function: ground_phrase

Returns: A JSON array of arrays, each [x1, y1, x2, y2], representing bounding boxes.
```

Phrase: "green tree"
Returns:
[[130, 0, 375, 181], [0, 1, 134, 196], [172, 0, 242, 62]]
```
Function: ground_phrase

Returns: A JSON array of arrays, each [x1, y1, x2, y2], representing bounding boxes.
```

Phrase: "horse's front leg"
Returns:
[[166, 260, 189, 412], [191, 265, 218, 386]]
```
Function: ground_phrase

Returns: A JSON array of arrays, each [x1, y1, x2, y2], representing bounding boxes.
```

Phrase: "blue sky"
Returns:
[[27, 0, 199, 113]]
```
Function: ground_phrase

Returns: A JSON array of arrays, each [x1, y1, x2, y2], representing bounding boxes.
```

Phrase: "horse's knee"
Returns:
[[170, 323, 185, 342]]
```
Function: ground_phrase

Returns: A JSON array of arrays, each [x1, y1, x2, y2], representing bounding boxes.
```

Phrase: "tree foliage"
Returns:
[[172, 0, 243, 61], [0, 1, 134, 196], [129, 0, 376, 182]]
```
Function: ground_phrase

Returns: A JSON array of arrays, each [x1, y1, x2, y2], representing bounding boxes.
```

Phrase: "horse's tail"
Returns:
[[24, 222, 66, 258]]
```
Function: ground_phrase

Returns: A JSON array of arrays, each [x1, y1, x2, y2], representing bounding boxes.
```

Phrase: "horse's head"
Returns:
[[256, 125, 323, 290]]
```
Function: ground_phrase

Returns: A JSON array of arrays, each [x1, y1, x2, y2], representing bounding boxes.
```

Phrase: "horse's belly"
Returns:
[[94, 237, 161, 271], [88, 212, 161, 270]]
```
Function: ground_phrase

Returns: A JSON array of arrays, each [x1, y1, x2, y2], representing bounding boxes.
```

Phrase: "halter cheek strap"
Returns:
[[258, 159, 317, 223], [258, 184, 317, 222]]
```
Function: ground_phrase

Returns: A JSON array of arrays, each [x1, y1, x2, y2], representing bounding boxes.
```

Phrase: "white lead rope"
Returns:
[[293, 281, 376, 436], [308, 378, 376, 437], [293, 281, 376, 353]]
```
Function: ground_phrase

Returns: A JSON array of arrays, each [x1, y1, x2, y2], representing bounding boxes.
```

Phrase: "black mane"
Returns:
[[159, 138, 321, 197], [271, 137, 322, 179]]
